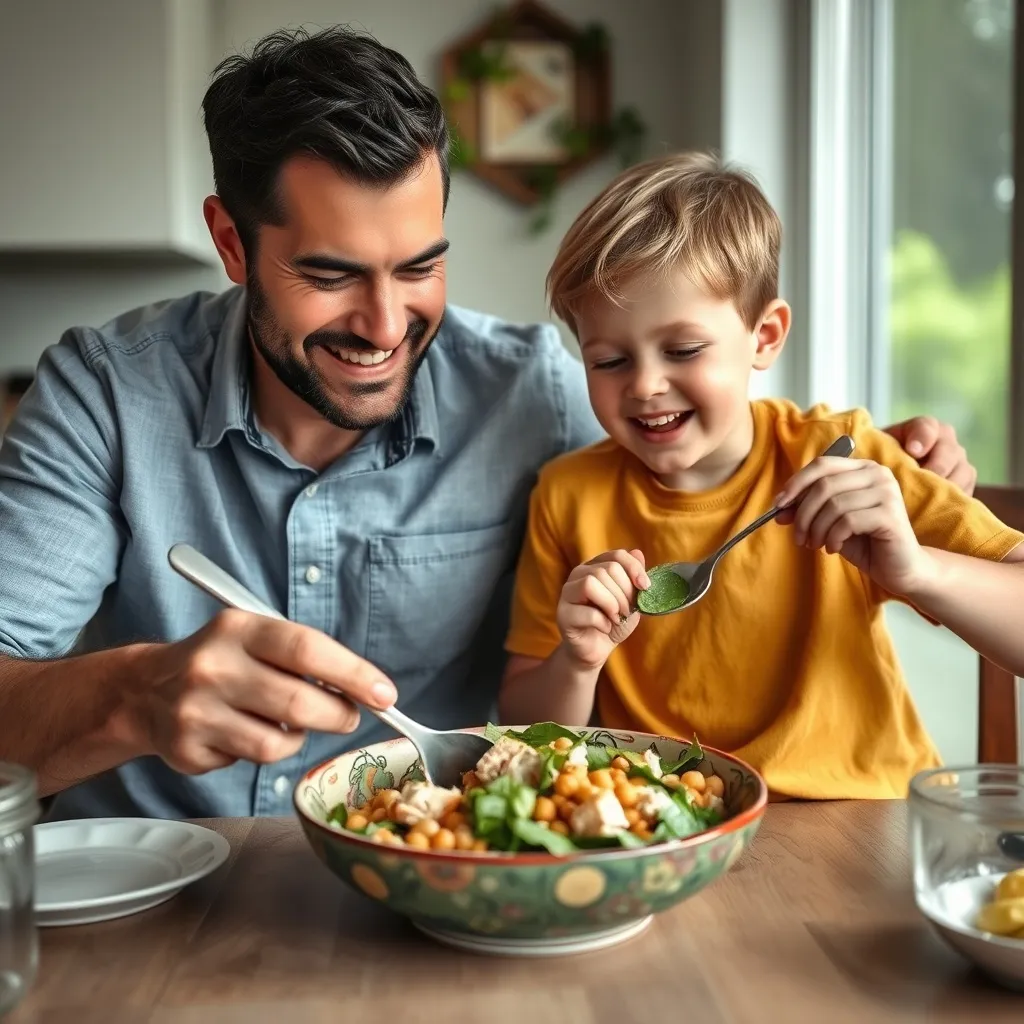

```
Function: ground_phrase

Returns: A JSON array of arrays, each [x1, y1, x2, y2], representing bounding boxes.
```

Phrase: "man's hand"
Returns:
[[883, 415, 977, 495], [123, 611, 398, 774]]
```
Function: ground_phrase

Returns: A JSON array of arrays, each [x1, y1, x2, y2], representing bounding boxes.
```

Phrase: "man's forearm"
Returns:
[[0, 644, 154, 795], [906, 549, 1024, 677], [498, 644, 602, 726]]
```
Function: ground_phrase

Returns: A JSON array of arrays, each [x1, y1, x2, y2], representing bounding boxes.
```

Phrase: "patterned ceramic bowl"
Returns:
[[293, 726, 767, 957]]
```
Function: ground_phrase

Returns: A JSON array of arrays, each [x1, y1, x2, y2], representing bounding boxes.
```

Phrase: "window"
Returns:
[[808, 0, 1016, 484], [883, 0, 1015, 484]]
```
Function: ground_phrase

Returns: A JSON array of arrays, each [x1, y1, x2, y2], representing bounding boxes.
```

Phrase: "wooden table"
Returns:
[[7, 802, 1024, 1023]]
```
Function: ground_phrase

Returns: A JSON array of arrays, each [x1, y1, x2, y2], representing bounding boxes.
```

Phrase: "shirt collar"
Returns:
[[197, 287, 442, 457], [197, 287, 252, 450]]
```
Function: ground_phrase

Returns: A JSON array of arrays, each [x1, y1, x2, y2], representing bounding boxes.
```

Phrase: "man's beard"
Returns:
[[246, 274, 439, 431]]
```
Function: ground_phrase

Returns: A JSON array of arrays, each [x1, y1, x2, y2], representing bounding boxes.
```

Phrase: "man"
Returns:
[[0, 26, 977, 820]]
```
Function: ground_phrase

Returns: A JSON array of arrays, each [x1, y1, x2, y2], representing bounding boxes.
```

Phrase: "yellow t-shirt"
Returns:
[[505, 399, 1024, 800]]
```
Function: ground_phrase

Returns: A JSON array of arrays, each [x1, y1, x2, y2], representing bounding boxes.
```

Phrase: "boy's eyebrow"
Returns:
[[292, 238, 450, 274]]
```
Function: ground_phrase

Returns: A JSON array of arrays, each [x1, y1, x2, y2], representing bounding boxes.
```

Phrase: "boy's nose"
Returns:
[[628, 368, 669, 401]]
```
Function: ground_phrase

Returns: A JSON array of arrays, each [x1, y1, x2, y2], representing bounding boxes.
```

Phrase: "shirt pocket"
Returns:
[[366, 521, 514, 678]]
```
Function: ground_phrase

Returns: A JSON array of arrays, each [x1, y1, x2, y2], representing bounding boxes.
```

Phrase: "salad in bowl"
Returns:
[[293, 722, 767, 956]]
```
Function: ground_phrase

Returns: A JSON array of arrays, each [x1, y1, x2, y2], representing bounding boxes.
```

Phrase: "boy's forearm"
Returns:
[[499, 644, 602, 726], [905, 548, 1024, 676]]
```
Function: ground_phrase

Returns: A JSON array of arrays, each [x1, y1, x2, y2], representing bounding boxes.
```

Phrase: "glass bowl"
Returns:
[[909, 764, 1024, 990]]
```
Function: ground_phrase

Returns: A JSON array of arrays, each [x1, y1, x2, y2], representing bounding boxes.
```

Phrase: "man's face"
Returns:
[[244, 154, 447, 431]]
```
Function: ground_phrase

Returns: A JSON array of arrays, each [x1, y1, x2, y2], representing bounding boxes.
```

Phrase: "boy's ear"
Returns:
[[752, 299, 791, 370]]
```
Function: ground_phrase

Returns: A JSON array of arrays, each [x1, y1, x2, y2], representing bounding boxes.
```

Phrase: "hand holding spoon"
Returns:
[[167, 543, 493, 788], [635, 434, 856, 616]]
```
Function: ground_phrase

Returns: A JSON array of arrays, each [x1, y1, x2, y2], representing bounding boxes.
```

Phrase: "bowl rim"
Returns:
[[292, 726, 768, 866], [909, 764, 1024, 821]]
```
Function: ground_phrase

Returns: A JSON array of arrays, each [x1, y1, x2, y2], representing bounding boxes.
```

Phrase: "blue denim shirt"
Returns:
[[0, 287, 603, 820]]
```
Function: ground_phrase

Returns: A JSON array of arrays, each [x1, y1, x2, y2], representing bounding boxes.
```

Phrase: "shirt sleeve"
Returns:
[[0, 333, 127, 657], [504, 468, 574, 660], [546, 330, 606, 454], [845, 408, 1024, 604]]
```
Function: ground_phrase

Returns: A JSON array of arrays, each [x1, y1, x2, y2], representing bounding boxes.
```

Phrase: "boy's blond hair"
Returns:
[[547, 151, 781, 332]]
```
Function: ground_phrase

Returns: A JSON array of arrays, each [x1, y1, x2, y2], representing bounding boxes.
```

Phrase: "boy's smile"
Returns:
[[576, 269, 789, 491]]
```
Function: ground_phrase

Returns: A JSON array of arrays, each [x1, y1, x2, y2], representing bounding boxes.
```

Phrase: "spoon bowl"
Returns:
[[167, 543, 493, 789], [636, 434, 856, 617]]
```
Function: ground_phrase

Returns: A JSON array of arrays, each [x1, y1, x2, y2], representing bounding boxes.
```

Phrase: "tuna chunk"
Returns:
[[391, 780, 461, 825], [570, 789, 630, 838], [474, 736, 543, 787]]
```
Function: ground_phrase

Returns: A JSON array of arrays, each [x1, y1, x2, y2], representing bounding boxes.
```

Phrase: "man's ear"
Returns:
[[203, 196, 248, 286], [752, 299, 791, 370]]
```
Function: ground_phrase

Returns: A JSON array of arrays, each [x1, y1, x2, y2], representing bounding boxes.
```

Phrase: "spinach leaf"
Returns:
[[484, 721, 505, 744], [467, 775, 539, 851], [364, 820, 397, 835], [537, 748, 568, 791], [326, 803, 347, 827], [504, 722, 585, 748], [652, 787, 721, 840], [586, 744, 613, 770], [661, 736, 705, 776], [510, 819, 578, 854]]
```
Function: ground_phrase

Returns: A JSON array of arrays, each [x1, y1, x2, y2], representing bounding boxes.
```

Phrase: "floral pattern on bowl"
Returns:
[[293, 726, 766, 954]]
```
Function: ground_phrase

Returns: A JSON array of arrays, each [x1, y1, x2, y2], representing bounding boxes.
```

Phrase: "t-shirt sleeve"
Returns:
[[846, 408, 1024, 604], [546, 332, 606, 454], [504, 468, 574, 660]]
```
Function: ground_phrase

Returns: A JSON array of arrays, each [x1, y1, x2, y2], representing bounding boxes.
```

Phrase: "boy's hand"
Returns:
[[557, 548, 650, 669], [775, 457, 932, 596]]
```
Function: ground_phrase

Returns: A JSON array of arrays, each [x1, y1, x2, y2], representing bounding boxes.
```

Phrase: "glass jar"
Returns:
[[909, 765, 1024, 988], [0, 762, 38, 1015]]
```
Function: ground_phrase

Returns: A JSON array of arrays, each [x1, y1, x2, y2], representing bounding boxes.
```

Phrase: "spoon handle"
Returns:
[[708, 434, 856, 565], [167, 544, 421, 741]]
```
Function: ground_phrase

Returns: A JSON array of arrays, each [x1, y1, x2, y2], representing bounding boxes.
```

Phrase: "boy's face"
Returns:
[[575, 269, 788, 489]]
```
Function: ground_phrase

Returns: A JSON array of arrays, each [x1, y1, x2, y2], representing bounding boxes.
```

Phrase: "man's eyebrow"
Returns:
[[292, 238, 450, 275]]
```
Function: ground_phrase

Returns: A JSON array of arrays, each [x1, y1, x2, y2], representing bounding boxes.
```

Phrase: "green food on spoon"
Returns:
[[636, 567, 690, 614]]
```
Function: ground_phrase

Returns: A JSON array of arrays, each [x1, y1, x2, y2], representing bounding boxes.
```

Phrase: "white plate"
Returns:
[[413, 915, 652, 957], [33, 817, 231, 927]]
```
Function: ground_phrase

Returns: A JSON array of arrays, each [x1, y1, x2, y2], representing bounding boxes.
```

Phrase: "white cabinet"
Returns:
[[0, 0, 219, 263]]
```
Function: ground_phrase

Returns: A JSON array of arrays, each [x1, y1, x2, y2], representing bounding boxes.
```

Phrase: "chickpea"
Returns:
[[611, 756, 631, 772], [661, 773, 681, 788], [624, 808, 641, 827], [462, 770, 480, 790], [564, 762, 587, 777], [554, 773, 580, 798], [374, 788, 400, 810], [371, 829, 395, 845], [432, 828, 457, 851], [371, 807, 389, 823], [629, 820, 649, 837], [346, 813, 369, 832], [441, 810, 467, 831], [409, 818, 441, 838], [472, 839, 489, 852], [589, 769, 615, 790], [615, 783, 638, 809], [552, 794, 570, 812], [552, 736, 574, 752], [550, 820, 570, 836], [533, 796, 557, 822], [611, 768, 628, 786], [557, 800, 577, 823], [454, 827, 476, 851], [576, 781, 595, 802], [405, 831, 431, 850], [681, 770, 706, 793], [705, 774, 725, 798]]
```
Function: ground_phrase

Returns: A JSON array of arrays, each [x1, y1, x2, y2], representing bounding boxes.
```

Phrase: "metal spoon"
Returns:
[[637, 434, 857, 616], [167, 543, 493, 789]]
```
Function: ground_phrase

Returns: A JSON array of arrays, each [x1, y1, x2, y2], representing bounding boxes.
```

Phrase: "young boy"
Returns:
[[499, 151, 1024, 800]]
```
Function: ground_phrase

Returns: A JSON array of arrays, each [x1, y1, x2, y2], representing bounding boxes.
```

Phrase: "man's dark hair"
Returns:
[[202, 25, 450, 250]]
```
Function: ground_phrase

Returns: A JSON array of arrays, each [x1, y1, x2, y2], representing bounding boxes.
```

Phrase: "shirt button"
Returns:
[[305, 565, 322, 584], [273, 775, 290, 797], [305, 484, 318, 497]]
